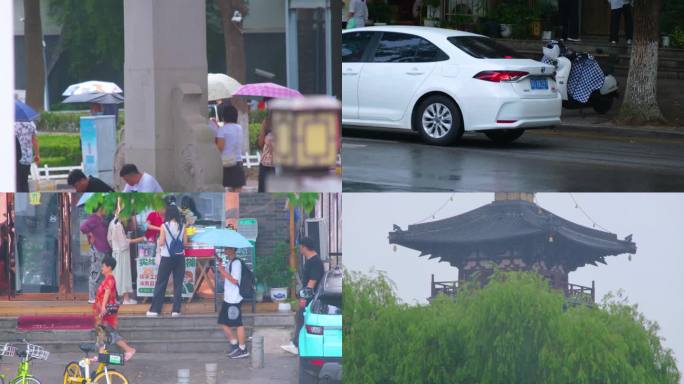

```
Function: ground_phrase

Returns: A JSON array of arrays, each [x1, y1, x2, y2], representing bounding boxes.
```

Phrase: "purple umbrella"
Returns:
[[231, 82, 303, 99]]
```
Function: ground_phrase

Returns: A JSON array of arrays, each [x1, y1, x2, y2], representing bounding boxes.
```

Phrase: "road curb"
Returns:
[[555, 122, 684, 140]]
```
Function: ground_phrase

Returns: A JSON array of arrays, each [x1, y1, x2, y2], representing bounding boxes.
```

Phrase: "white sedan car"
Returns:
[[342, 26, 561, 145]]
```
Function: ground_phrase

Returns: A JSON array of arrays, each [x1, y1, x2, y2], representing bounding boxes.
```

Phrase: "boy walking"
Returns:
[[217, 247, 249, 359]]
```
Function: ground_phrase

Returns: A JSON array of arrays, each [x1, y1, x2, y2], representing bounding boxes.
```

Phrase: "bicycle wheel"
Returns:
[[93, 370, 127, 384], [62, 362, 83, 384], [9, 376, 41, 384]]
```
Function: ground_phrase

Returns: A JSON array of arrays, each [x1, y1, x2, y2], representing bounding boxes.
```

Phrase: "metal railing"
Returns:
[[430, 275, 597, 305]]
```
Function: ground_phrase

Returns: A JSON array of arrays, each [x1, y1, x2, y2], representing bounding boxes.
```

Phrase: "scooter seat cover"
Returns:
[[567, 54, 605, 103]]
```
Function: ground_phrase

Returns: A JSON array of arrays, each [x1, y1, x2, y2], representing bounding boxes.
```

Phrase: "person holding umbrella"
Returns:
[[191, 227, 253, 359], [14, 100, 41, 192], [215, 104, 246, 192]]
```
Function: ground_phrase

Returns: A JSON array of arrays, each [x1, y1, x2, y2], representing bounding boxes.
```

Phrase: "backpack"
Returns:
[[164, 223, 185, 258], [229, 258, 255, 299]]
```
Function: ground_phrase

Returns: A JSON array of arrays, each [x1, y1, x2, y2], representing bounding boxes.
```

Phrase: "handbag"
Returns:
[[105, 285, 120, 315], [346, 17, 357, 29]]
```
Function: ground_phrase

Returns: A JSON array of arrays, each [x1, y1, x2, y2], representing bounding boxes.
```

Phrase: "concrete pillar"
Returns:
[[0, 0, 15, 191], [123, 0, 223, 191]]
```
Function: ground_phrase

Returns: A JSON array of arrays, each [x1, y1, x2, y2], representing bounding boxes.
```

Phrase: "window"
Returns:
[[448, 36, 524, 59], [373, 32, 448, 63], [342, 32, 374, 63], [312, 294, 342, 315]]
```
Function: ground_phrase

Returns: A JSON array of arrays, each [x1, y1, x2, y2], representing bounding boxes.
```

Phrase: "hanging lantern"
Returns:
[[270, 96, 340, 171]]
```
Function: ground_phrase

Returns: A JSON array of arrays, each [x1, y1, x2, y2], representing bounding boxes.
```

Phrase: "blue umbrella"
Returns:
[[15, 100, 39, 122], [191, 228, 252, 248]]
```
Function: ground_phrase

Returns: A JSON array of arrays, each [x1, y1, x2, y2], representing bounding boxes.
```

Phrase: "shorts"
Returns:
[[217, 301, 243, 327], [99, 324, 124, 346], [223, 163, 246, 188]]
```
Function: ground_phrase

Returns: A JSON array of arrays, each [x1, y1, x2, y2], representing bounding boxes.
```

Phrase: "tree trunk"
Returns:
[[616, 0, 666, 125], [216, 0, 248, 83], [24, 0, 45, 112], [216, 0, 250, 152]]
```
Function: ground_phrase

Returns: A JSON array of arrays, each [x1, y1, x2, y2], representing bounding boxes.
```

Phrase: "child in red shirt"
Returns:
[[95, 256, 136, 361]]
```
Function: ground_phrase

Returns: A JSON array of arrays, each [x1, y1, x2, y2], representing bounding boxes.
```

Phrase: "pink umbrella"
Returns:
[[231, 82, 303, 99]]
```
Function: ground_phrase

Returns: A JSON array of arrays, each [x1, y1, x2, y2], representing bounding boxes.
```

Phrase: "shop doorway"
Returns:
[[13, 193, 61, 297]]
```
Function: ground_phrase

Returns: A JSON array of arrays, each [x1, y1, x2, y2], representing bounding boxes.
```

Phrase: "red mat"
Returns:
[[17, 314, 94, 331]]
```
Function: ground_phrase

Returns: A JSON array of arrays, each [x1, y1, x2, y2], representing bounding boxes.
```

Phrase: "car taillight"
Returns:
[[309, 359, 326, 366], [299, 299, 308, 309], [474, 71, 529, 82], [306, 325, 324, 335]]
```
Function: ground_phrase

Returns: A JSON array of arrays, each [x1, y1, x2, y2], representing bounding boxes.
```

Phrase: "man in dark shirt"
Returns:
[[67, 170, 114, 192], [283, 237, 325, 353], [301, 237, 325, 293]]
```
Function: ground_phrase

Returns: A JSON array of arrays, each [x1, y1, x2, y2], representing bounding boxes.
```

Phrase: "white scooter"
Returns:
[[542, 41, 619, 114]]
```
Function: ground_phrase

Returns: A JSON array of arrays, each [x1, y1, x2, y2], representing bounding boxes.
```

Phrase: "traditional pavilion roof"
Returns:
[[389, 200, 636, 271]]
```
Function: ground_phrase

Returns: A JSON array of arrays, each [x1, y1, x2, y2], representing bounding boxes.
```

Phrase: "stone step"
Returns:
[[13, 338, 249, 354], [0, 326, 260, 344], [0, 312, 294, 331]]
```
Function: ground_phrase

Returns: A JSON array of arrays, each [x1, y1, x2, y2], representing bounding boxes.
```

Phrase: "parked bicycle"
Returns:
[[0, 339, 50, 384], [62, 325, 128, 384], [0, 342, 13, 384]]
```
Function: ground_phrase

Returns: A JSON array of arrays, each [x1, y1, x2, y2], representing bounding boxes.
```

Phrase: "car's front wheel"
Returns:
[[484, 129, 525, 144], [414, 96, 463, 146]]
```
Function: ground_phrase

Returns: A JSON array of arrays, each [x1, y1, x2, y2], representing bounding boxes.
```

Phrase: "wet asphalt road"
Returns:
[[342, 128, 684, 192]]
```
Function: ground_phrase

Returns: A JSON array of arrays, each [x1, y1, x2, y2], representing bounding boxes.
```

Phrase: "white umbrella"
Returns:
[[63, 81, 123, 96], [208, 73, 241, 101]]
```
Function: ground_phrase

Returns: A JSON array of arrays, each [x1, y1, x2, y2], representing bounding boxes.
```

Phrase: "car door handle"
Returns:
[[406, 72, 425, 76], [343, 72, 358, 76]]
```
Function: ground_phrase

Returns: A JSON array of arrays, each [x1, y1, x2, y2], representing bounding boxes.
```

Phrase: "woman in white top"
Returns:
[[216, 103, 246, 192], [108, 215, 145, 305], [146, 205, 188, 317]]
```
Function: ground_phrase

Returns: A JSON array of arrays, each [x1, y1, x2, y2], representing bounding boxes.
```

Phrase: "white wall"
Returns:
[[1, 0, 16, 191]]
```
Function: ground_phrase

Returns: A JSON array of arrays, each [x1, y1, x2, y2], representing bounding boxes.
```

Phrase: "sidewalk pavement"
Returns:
[[551, 109, 684, 140], [0, 329, 298, 384]]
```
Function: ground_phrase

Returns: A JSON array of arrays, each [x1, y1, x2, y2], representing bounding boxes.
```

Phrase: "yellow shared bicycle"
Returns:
[[62, 326, 128, 384]]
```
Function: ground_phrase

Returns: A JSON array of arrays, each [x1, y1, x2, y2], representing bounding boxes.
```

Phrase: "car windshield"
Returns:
[[447, 36, 524, 59], [312, 294, 342, 315]]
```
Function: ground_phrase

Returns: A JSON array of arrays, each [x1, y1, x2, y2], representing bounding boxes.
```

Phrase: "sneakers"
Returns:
[[171, 312, 181, 317], [230, 348, 250, 359], [146, 311, 159, 317], [610, 41, 617, 45], [226, 344, 240, 358], [280, 343, 299, 355], [88, 299, 96, 304]]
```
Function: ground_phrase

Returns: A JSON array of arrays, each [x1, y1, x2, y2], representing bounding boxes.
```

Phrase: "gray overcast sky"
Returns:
[[343, 193, 684, 378]]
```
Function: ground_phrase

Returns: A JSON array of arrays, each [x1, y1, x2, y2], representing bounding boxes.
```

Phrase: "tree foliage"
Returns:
[[344, 271, 680, 384], [279, 193, 320, 215], [49, 0, 124, 77], [83, 193, 166, 221]]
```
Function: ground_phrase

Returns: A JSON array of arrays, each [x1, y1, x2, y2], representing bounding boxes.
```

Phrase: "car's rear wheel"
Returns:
[[414, 95, 463, 145], [484, 129, 525, 144], [299, 358, 318, 384]]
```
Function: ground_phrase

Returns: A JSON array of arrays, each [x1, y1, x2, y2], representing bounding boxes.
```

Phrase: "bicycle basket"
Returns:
[[0, 343, 16, 357], [26, 344, 49, 360], [98, 352, 124, 366]]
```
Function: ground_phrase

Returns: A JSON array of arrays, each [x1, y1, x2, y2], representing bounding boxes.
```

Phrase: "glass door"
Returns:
[[14, 193, 61, 294]]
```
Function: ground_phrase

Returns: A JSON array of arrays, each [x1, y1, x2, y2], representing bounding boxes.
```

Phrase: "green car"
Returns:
[[298, 266, 343, 384]]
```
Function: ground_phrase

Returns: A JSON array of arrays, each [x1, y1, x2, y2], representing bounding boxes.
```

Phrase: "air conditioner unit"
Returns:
[[305, 218, 329, 261]]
